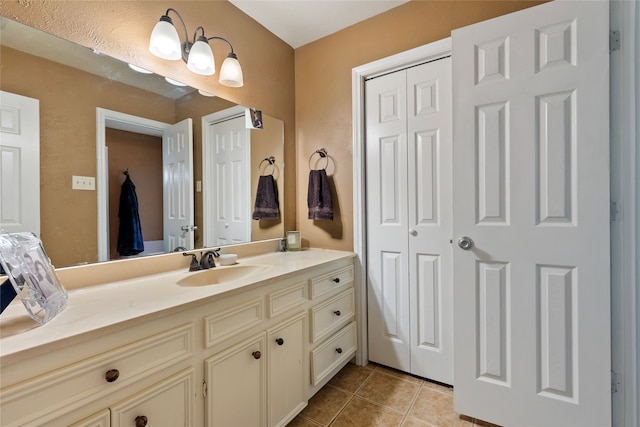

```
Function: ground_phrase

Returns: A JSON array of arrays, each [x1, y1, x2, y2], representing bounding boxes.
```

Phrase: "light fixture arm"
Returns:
[[163, 8, 190, 47], [206, 36, 236, 55]]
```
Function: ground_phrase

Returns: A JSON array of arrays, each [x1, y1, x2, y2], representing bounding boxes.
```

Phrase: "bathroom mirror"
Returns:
[[0, 17, 285, 268]]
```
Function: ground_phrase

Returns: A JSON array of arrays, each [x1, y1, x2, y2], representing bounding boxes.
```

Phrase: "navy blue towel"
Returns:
[[307, 169, 334, 221], [116, 175, 144, 256]]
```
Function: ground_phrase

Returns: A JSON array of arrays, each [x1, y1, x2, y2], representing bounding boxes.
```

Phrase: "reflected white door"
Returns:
[[366, 58, 453, 384], [452, 1, 611, 425], [163, 118, 194, 251], [203, 115, 250, 246], [0, 91, 40, 236]]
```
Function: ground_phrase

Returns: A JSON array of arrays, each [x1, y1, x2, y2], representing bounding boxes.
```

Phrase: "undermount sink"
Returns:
[[177, 265, 269, 287]]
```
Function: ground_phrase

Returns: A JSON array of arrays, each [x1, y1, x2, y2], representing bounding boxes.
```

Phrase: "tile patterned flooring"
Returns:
[[288, 363, 498, 427]]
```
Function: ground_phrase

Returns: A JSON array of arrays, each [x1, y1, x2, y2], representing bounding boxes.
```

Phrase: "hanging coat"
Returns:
[[116, 174, 144, 256]]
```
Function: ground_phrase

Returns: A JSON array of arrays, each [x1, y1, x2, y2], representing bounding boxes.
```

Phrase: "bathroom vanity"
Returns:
[[0, 247, 356, 427]]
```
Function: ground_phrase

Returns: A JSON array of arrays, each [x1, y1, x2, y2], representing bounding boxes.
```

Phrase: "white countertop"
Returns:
[[0, 249, 355, 359]]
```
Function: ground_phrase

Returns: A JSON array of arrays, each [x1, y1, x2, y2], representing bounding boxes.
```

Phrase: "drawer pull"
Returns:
[[135, 415, 148, 427], [105, 369, 120, 382], [275, 338, 284, 346], [252, 351, 262, 359], [334, 310, 341, 316], [336, 347, 343, 354], [333, 278, 340, 283]]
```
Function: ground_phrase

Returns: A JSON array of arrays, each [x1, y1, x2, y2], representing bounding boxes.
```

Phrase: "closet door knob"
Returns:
[[276, 338, 284, 346], [333, 278, 340, 283], [458, 236, 474, 250], [105, 369, 120, 382], [135, 415, 148, 427], [409, 228, 417, 236], [334, 310, 341, 316], [336, 347, 343, 354], [252, 351, 262, 359]]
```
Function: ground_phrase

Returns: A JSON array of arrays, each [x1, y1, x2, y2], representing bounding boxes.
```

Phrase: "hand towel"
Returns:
[[117, 175, 144, 256], [307, 169, 334, 220], [252, 175, 280, 220]]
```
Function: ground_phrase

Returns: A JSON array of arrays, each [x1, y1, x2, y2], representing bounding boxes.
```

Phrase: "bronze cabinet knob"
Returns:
[[105, 369, 120, 382], [275, 338, 284, 346], [334, 310, 341, 316], [336, 347, 343, 354], [252, 351, 262, 359], [135, 415, 148, 427], [333, 278, 340, 283]]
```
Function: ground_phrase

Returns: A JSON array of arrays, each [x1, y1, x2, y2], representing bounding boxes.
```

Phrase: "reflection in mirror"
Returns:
[[0, 17, 284, 268]]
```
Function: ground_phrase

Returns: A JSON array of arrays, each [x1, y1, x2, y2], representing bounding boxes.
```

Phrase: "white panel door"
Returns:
[[407, 58, 453, 383], [452, 1, 610, 426], [366, 58, 453, 384], [204, 116, 251, 247], [163, 118, 194, 252], [366, 68, 411, 372], [0, 91, 40, 236]]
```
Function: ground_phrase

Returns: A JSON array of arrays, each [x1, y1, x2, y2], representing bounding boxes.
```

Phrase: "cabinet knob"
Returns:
[[334, 310, 341, 316], [336, 347, 343, 354], [105, 369, 120, 382], [135, 415, 148, 427], [252, 351, 262, 359], [332, 278, 340, 283], [275, 338, 284, 346]]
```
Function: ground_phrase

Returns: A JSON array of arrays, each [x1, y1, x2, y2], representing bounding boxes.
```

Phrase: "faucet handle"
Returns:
[[182, 253, 201, 271]]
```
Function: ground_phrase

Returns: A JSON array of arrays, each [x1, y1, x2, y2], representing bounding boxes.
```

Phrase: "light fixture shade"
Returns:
[[149, 17, 182, 60], [219, 53, 244, 87], [187, 38, 215, 75]]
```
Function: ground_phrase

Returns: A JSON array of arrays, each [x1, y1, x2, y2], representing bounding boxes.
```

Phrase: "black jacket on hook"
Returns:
[[117, 174, 144, 256]]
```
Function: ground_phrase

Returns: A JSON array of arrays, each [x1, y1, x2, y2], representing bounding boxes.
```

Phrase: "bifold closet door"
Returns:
[[366, 58, 453, 385]]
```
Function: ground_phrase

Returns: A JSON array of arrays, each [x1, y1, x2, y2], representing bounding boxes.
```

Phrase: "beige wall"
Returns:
[[294, 0, 546, 251]]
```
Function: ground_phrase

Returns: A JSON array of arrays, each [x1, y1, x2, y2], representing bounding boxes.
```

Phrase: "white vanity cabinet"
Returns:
[[0, 250, 356, 427]]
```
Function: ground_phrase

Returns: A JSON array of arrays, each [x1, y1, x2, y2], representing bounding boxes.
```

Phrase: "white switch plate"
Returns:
[[72, 175, 95, 190]]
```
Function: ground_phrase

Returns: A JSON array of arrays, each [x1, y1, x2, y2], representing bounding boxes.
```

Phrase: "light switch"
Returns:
[[72, 175, 95, 190]]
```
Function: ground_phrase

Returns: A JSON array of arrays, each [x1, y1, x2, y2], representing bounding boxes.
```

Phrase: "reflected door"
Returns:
[[452, 1, 611, 425], [0, 91, 40, 237]]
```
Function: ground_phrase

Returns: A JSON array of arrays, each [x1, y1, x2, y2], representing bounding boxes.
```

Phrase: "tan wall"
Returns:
[[1, 0, 296, 257], [294, 0, 546, 251]]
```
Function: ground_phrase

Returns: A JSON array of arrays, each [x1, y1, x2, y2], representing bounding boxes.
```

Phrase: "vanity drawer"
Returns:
[[310, 265, 354, 299], [267, 280, 307, 318], [0, 323, 194, 427], [310, 321, 357, 386], [204, 297, 264, 348], [310, 288, 355, 343]]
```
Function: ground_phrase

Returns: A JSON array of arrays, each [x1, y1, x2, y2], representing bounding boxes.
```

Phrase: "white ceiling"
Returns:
[[228, 0, 409, 48]]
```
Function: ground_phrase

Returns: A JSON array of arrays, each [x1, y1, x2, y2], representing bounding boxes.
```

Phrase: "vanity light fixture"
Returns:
[[149, 8, 244, 87]]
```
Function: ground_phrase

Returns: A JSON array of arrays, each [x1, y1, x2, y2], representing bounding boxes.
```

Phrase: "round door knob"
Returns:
[[105, 369, 120, 382], [334, 310, 341, 316], [275, 338, 284, 346], [333, 278, 340, 283], [336, 347, 343, 354], [458, 236, 474, 250], [135, 415, 148, 427], [252, 351, 262, 359], [409, 228, 418, 236]]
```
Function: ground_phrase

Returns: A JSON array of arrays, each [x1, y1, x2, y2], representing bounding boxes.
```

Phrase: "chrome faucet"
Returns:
[[200, 249, 220, 270]]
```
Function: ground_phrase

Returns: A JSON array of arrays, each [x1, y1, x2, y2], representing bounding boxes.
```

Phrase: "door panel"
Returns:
[[163, 118, 194, 251], [452, 1, 610, 425]]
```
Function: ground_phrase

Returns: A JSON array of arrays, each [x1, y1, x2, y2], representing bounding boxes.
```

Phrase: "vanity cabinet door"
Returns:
[[110, 369, 195, 427], [267, 313, 307, 427], [206, 332, 267, 427]]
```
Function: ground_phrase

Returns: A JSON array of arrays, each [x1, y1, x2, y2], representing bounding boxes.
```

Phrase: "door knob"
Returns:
[[458, 236, 474, 250], [409, 228, 417, 236]]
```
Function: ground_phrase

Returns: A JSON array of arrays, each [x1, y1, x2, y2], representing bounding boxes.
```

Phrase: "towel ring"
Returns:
[[259, 156, 276, 175], [309, 148, 329, 170]]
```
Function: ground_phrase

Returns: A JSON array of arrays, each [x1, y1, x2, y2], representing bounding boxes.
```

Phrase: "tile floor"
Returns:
[[288, 362, 498, 427]]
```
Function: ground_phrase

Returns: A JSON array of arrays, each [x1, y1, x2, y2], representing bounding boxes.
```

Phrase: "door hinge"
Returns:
[[610, 201, 619, 223], [202, 379, 208, 398], [610, 30, 621, 52], [611, 370, 620, 393]]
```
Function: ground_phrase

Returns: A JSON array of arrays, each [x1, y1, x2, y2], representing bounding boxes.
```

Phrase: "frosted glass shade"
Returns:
[[219, 54, 244, 87], [187, 39, 216, 75], [149, 18, 181, 60]]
